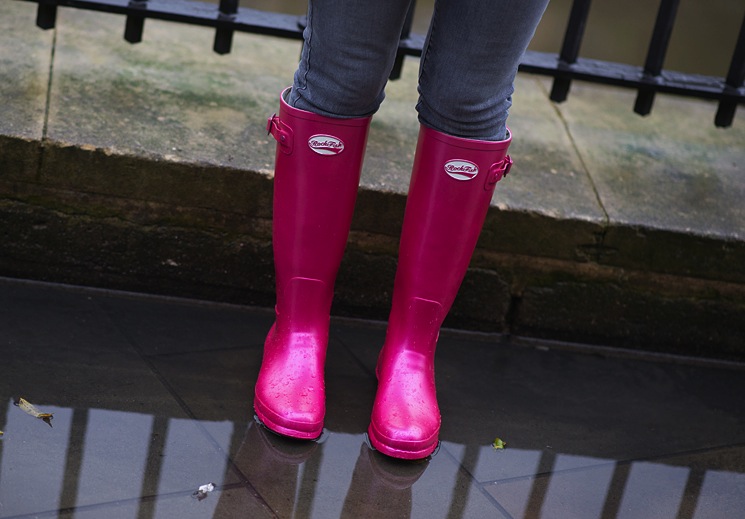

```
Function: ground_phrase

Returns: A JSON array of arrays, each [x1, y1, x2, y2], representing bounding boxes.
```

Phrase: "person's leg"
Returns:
[[369, 0, 549, 458], [417, 0, 550, 141], [255, 1, 412, 439], [290, 0, 414, 118]]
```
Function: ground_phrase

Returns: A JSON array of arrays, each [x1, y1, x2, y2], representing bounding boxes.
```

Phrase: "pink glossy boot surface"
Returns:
[[368, 296, 443, 459], [368, 125, 512, 459], [255, 88, 371, 439], [255, 277, 330, 439]]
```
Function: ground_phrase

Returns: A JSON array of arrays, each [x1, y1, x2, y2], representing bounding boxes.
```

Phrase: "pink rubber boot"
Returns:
[[255, 88, 371, 439], [368, 125, 512, 459]]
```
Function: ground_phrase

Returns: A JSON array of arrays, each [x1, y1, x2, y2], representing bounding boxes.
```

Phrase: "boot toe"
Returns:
[[368, 395, 440, 459], [367, 419, 440, 460], [254, 393, 324, 440]]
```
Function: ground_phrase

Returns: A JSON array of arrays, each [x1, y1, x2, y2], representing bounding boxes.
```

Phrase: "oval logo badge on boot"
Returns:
[[308, 135, 344, 155], [444, 159, 479, 181]]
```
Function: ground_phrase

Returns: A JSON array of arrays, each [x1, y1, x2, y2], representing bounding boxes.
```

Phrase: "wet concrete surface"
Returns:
[[1, 276, 744, 518]]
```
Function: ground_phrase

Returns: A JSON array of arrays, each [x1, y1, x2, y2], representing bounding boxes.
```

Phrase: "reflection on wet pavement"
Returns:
[[1, 277, 744, 518]]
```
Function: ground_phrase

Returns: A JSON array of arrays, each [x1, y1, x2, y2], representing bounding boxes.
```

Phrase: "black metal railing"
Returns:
[[19, 0, 745, 127]]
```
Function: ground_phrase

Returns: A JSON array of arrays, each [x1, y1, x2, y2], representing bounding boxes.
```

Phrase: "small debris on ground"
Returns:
[[192, 483, 216, 501], [14, 398, 53, 427], [492, 437, 507, 450]]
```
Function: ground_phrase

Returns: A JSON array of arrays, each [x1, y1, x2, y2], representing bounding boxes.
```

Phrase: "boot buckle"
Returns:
[[266, 114, 294, 155], [484, 155, 513, 190]]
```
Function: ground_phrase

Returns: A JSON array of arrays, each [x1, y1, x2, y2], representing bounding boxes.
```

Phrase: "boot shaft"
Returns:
[[394, 125, 512, 318], [267, 87, 372, 291]]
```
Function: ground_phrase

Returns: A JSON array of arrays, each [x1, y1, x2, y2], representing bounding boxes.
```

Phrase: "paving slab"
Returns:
[[44, 8, 293, 170], [0, 0, 53, 140], [557, 81, 745, 242], [0, 279, 250, 517], [2, 278, 744, 518]]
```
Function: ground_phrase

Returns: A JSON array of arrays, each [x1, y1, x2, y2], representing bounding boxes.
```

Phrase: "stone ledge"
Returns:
[[2, 136, 744, 360]]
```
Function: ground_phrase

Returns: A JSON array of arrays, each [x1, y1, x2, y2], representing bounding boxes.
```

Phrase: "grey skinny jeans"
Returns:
[[289, 0, 550, 141]]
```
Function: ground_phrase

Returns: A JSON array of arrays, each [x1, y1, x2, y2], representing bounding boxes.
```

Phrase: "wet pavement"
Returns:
[[1, 276, 744, 518]]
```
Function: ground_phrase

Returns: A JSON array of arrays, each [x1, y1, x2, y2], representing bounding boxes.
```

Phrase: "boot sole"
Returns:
[[254, 400, 323, 440], [367, 422, 439, 460]]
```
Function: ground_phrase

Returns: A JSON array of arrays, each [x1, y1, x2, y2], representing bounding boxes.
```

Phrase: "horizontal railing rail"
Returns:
[[17, 0, 745, 127]]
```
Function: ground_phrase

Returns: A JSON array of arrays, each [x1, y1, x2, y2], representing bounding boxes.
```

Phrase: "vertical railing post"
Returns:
[[550, 0, 593, 103], [715, 11, 745, 128], [634, 0, 681, 116], [389, 1, 417, 80], [124, 0, 148, 44], [214, 0, 239, 55], [36, 0, 58, 30]]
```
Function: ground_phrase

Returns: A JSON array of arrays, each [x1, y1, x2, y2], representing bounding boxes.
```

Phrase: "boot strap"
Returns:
[[485, 155, 513, 190], [267, 114, 294, 155]]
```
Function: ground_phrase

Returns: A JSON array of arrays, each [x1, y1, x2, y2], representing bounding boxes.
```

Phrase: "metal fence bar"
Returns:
[[35, 0, 57, 29], [715, 11, 745, 127], [214, 0, 239, 55], [31, 0, 306, 39], [634, 0, 681, 116], [124, 0, 147, 43], [549, 0, 593, 103], [521, 51, 731, 100]]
